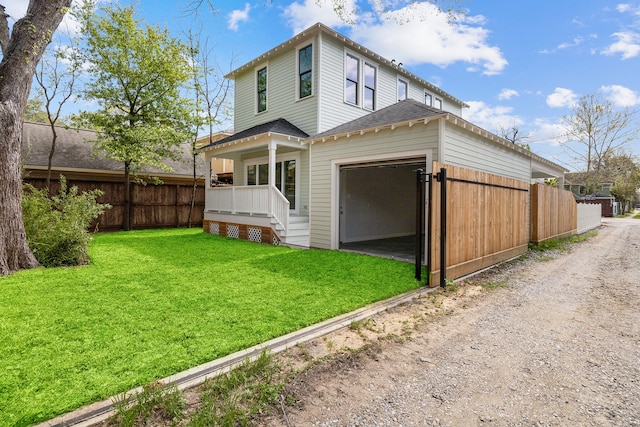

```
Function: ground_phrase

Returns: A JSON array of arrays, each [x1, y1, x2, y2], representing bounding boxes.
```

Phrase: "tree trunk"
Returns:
[[188, 150, 196, 228], [123, 161, 131, 230], [0, 0, 72, 275], [46, 122, 57, 192]]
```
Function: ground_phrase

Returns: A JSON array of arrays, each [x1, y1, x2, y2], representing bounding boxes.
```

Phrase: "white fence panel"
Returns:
[[577, 203, 601, 234]]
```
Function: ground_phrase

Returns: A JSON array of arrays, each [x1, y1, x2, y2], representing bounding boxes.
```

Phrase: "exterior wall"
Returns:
[[309, 122, 439, 249], [443, 123, 531, 182], [577, 203, 602, 234], [233, 44, 319, 135]]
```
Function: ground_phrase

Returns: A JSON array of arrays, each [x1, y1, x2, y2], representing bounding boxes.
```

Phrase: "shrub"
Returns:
[[22, 176, 111, 267]]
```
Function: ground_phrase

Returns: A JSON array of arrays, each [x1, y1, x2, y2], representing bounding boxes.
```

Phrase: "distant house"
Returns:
[[198, 22, 567, 250], [22, 121, 206, 230], [195, 131, 234, 185], [563, 172, 618, 217]]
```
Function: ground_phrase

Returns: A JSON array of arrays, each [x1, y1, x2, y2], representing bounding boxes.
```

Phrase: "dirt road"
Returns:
[[265, 217, 640, 426]]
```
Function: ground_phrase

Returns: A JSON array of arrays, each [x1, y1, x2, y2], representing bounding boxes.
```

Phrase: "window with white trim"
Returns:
[[398, 78, 408, 101], [256, 66, 267, 113], [298, 44, 313, 99], [345, 53, 359, 105], [364, 62, 376, 110], [424, 92, 432, 106], [434, 97, 442, 109]]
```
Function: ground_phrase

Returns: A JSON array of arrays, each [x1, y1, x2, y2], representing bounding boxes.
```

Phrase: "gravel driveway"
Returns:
[[263, 216, 640, 426]]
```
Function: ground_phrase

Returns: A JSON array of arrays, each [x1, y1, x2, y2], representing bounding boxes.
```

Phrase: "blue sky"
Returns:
[[4, 0, 640, 171]]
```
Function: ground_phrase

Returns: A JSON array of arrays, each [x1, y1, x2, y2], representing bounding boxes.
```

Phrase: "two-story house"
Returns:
[[199, 22, 566, 253]]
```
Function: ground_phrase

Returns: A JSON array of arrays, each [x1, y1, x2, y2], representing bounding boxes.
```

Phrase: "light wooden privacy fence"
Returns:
[[428, 162, 530, 286], [530, 183, 577, 243]]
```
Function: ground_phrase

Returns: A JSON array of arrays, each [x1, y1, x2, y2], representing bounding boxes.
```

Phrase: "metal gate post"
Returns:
[[436, 167, 447, 288]]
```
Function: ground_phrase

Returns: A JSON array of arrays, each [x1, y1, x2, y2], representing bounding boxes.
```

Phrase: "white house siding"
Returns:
[[309, 123, 439, 249], [233, 46, 318, 136], [443, 124, 531, 182]]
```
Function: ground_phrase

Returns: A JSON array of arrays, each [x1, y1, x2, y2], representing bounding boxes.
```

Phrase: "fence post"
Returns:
[[436, 167, 447, 288]]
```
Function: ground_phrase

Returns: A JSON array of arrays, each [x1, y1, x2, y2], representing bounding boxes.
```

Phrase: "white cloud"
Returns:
[[349, 3, 507, 75], [557, 36, 584, 50], [530, 119, 567, 147], [600, 84, 640, 107], [602, 31, 640, 59], [284, 1, 507, 75], [463, 100, 523, 133], [227, 3, 251, 32], [546, 87, 579, 108], [283, 0, 355, 34], [498, 88, 519, 101]]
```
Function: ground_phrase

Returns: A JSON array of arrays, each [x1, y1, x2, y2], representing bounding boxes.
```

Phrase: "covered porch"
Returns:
[[198, 119, 310, 247]]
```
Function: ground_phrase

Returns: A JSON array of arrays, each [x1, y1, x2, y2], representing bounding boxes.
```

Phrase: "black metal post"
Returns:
[[415, 169, 424, 281], [426, 173, 432, 286], [438, 167, 447, 288]]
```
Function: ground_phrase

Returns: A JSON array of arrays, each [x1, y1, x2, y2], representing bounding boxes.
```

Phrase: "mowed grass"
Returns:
[[0, 228, 421, 426]]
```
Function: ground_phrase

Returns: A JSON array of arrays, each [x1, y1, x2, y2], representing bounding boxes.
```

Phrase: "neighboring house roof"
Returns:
[[22, 121, 204, 178], [226, 22, 468, 110], [199, 118, 309, 150], [306, 99, 568, 174]]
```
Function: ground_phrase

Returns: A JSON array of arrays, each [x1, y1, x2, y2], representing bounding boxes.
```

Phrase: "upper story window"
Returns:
[[298, 44, 313, 99], [363, 62, 376, 110], [345, 53, 359, 105], [424, 92, 432, 106], [434, 97, 442, 109], [397, 78, 408, 101], [257, 66, 267, 113]]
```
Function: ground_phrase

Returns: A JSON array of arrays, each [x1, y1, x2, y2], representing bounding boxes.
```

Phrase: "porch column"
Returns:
[[268, 141, 277, 215]]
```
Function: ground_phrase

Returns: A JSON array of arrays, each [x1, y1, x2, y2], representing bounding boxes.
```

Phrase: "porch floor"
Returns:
[[340, 235, 417, 263]]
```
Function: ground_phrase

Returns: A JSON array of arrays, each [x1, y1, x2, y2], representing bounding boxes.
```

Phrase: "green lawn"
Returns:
[[0, 229, 421, 426]]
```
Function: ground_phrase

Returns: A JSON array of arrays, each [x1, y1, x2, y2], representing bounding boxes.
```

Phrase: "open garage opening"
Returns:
[[339, 158, 426, 262]]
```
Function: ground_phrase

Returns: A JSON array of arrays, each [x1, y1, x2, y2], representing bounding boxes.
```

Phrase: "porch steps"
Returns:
[[276, 215, 310, 247]]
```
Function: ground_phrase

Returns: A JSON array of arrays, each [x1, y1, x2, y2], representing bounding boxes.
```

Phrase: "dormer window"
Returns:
[[257, 66, 267, 113], [345, 53, 359, 105], [397, 78, 408, 101], [298, 44, 313, 99], [434, 97, 442, 109]]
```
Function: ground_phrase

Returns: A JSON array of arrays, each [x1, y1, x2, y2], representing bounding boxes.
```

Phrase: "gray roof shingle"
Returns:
[[310, 99, 445, 140], [201, 118, 309, 148]]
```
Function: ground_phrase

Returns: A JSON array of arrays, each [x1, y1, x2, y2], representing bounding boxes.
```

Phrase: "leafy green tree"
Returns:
[[604, 151, 640, 213], [77, 4, 193, 230], [24, 98, 50, 123], [0, 0, 73, 276]]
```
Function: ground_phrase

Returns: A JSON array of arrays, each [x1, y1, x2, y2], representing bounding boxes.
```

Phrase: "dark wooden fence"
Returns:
[[24, 177, 205, 231]]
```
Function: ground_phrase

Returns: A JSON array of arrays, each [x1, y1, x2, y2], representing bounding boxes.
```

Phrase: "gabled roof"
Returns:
[[22, 121, 203, 177], [310, 99, 445, 140], [199, 118, 309, 150], [225, 22, 468, 110]]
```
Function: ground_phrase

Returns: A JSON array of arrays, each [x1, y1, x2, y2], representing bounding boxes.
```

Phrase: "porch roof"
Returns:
[[198, 118, 309, 152]]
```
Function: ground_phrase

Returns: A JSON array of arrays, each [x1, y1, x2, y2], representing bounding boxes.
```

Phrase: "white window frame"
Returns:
[[434, 97, 443, 109], [424, 91, 432, 106], [344, 51, 360, 106], [296, 42, 314, 101], [255, 64, 268, 114], [397, 77, 408, 101], [363, 61, 377, 111]]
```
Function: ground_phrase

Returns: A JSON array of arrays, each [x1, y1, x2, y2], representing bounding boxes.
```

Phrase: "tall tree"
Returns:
[[604, 150, 640, 213], [499, 124, 530, 150], [561, 93, 638, 194], [78, 4, 193, 230], [0, 1, 73, 276], [24, 97, 49, 123], [34, 37, 82, 190]]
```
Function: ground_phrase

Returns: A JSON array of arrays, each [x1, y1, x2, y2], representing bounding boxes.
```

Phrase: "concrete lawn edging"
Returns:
[[36, 285, 438, 427]]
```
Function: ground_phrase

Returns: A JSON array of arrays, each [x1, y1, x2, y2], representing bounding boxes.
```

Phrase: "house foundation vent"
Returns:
[[248, 227, 262, 242], [209, 222, 220, 235], [227, 224, 239, 239]]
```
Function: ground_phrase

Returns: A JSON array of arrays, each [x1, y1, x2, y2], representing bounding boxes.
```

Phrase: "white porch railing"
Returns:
[[206, 185, 290, 230]]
